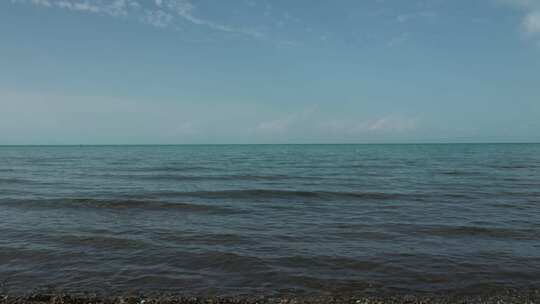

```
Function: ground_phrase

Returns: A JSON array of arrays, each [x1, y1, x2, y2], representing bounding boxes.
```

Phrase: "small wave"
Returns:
[[0, 246, 57, 262], [490, 202, 532, 210], [133, 174, 292, 182], [48, 234, 149, 249], [157, 232, 256, 246], [122, 165, 216, 173], [151, 189, 409, 201], [0, 177, 35, 184], [190, 251, 269, 272], [413, 225, 539, 240], [271, 255, 384, 272], [438, 170, 482, 176], [151, 250, 270, 273], [0, 198, 239, 214], [492, 164, 531, 169], [81, 173, 297, 182]]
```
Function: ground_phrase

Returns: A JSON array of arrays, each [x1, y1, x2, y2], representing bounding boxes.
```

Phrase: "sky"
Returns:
[[1, 0, 539, 144]]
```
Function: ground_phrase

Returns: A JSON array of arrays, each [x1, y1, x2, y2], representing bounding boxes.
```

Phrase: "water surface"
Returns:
[[1, 144, 539, 295]]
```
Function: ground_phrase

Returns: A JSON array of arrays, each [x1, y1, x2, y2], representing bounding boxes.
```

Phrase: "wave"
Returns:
[[81, 171, 322, 182], [0, 189, 410, 213], [121, 166, 217, 173], [270, 255, 383, 271], [132, 174, 293, 182], [0, 198, 239, 214], [0, 177, 36, 185], [48, 234, 150, 249], [491, 164, 532, 169], [157, 232, 256, 246], [412, 225, 539, 240], [438, 170, 482, 176], [142, 189, 411, 201]]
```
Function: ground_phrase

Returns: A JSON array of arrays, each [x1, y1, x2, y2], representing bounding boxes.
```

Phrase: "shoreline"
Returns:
[[2, 288, 540, 304]]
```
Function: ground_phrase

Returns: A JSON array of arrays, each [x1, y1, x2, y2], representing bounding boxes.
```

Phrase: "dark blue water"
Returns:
[[1, 144, 540, 295]]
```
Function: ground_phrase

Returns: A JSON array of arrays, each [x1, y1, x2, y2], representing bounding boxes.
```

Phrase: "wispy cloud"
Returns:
[[256, 107, 316, 133], [256, 108, 417, 137], [498, 0, 540, 44], [11, 0, 140, 16], [524, 10, 540, 34], [155, 0, 263, 37], [321, 115, 417, 135], [141, 9, 174, 28], [396, 11, 437, 23], [386, 32, 411, 47], [10, 0, 263, 38]]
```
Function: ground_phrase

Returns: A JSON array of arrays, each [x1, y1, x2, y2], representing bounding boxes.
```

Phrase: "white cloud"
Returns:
[[321, 115, 417, 134], [256, 108, 417, 137], [11, 0, 139, 16], [364, 116, 417, 132], [10, 0, 263, 38], [141, 9, 174, 28], [0, 90, 206, 144], [524, 10, 540, 34], [0, 90, 422, 144], [499, 0, 540, 40], [396, 11, 437, 23], [256, 107, 316, 133], [256, 117, 293, 133], [387, 32, 410, 47], [162, 0, 263, 38]]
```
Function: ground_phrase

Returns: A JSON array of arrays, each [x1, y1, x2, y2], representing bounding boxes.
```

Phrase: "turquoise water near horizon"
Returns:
[[1, 144, 539, 295]]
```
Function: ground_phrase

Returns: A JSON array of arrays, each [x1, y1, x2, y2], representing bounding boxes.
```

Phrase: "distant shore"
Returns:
[[2, 288, 540, 304]]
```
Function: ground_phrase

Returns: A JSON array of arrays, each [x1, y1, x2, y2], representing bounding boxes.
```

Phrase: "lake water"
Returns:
[[1, 144, 539, 295]]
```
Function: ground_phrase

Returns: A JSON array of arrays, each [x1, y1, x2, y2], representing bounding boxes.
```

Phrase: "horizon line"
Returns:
[[1, 142, 539, 147]]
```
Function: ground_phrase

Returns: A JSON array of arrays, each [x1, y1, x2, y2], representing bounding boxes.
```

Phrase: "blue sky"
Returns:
[[1, 0, 539, 144]]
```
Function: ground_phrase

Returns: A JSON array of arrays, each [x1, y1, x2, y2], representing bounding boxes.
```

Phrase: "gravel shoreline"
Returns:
[[2, 289, 539, 304]]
